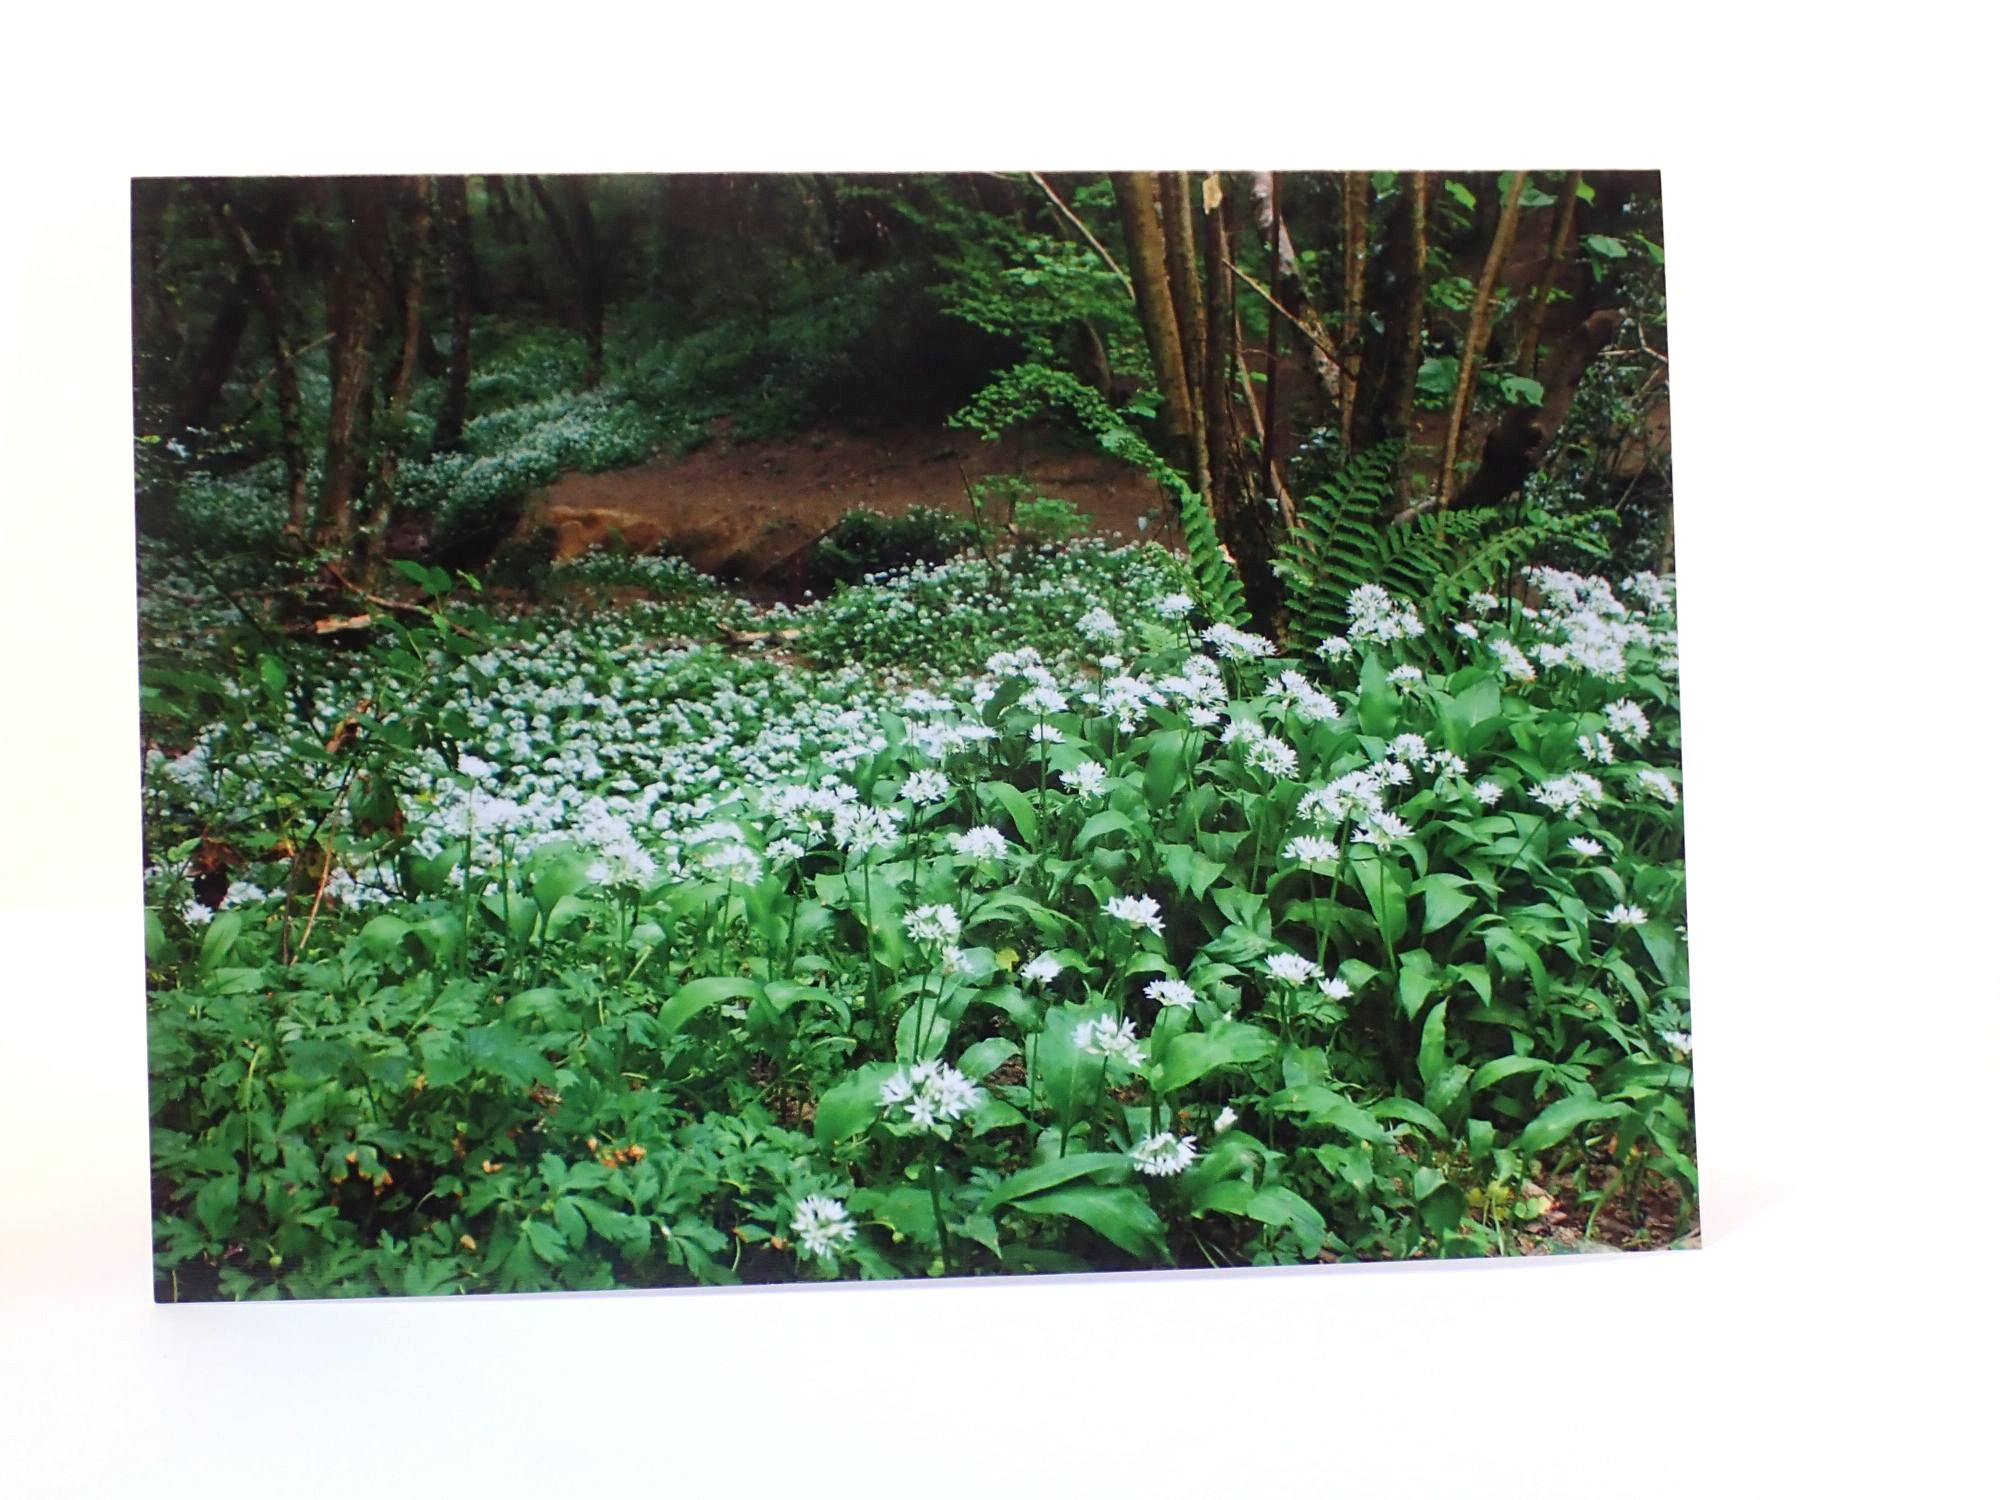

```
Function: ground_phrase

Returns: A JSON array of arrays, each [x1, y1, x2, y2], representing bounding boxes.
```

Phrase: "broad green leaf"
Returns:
[[1012, 1185, 1164, 1258], [980, 781, 1039, 846], [1517, 1095, 1628, 1156], [1160, 1022, 1278, 1093], [1417, 1001, 1449, 1089], [978, 1151, 1131, 1213], [659, 976, 761, 1041]]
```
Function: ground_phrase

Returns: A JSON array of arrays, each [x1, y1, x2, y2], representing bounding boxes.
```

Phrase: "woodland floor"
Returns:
[[529, 421, 1168, 597]]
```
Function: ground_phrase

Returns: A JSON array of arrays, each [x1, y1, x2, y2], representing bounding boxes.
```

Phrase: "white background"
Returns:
[[2, 6, 1992, 1493]]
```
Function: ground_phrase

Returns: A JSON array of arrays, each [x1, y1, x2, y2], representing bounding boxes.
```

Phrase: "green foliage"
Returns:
[[1276, 440, 1617, 643], [951, 362, 1247, 627], [810, 505, 981, 591], [145, 543, 1692, 1295]]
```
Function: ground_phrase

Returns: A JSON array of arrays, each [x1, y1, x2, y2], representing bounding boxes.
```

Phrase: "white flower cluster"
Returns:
[[879, 1059, 982, 1131]]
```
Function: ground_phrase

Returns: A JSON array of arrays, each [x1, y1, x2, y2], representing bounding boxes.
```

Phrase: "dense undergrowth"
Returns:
[[143, 530, 1693, 1298]]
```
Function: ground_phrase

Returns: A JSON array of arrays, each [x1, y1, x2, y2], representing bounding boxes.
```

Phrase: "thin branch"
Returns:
[[1022, 171, 1133, 299], [1224, 258, 1342, 367]]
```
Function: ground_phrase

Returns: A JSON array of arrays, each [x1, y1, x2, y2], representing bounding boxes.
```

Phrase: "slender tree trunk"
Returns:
[[1393, 172, 1430, 446], [1437, 171, 1529, 508], [169, 269, 253, 441], [1339, 172, 1370, 447], [1157, 171, 1210, 495], [1249, 172, 1344, 418], [1259, 173, 1284, 494], [433, 175, 476, 453], [1353, 172, 1431, 456], [1517, 170, 1582, 379], [315, 180, 389, 553], [360, 178, 433, 576], [1201, 175, 1283, 634], [1112, 171, 1200, 481], [528, 174, 606, 387], [203, 183, 309, 533], [561, 176, 606, 388]]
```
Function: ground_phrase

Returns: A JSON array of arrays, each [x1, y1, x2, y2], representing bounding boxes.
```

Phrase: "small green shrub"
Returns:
[[810, 505, 980, 591]]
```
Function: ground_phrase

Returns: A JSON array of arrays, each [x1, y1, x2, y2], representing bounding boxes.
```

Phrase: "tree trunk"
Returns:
[[168, 268, 252, 441], [360, 178, 433, 576], [433, 175, 476, 453], [202, 182, 310, 533], [314, 179, 389, 553], [1259, 173, 1284, 495], [1249, 172, 1344, 418], [1352, 172, 1430, 455], [1437, 171, 1529, 508], [1112, 171, 1201, 482], [1157, 171, 1210, 495], [1393, 171, 1430, 447], [561, 176, 606, 388], [527, 174, 606, 387], [1339, 172, 1370, 447], [1517, 170, 1582, 379], [1201, 175, 1283, 635]]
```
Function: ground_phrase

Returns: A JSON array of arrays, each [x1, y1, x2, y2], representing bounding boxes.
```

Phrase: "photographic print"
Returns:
[[135, 170, 1690, 1300]]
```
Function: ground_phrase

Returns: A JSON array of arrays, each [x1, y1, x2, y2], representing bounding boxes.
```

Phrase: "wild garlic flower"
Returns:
[[1144, 977, 1197, 1009], [832, 802, 903, 855], [1317, 976, 1352, 1001], [1265, 952, 1324, 986], [1021, 685, 1068, 716], [790, 1195, 858, 1260], [1578, 732, 1616, 764], [1106, 892, 1165, 935], [950, 825, 1008, 860], [1605, 699, 1651, 743], [1568, 836, 1604, 857], [1283, 834, 1342, 865], [1388, 664, 1425, 691], [1355, 810, 1414, 845], [1316, 635, 1354, 662], [904, 904, 962, 946], [879, 1059, 981, 1131], [899, 769, 952, 805], [1157, 592, 1195, 618], [1213, 1106, 1238, 1134], [1029, 722, 1064, 744], [1021, 952, 1063, 985], [1203, 622, 1276, 661], [1638, 769, 1680, 806], [1604, 903, 1649, 927], [1658, 1029, 1692, 1054], [1073, 1013, 1146, 1068], [1130, 1133, 1199, 1177], [1060, 760, 1109, 799], [1244, 734, 1299, 778], [1077, 606, 1124, 642], [1472, 780, 1504, 806]]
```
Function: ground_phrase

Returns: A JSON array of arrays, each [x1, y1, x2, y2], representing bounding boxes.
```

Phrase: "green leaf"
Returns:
[[463, 1022, 553, 1091], [1159, 1022, 1278, 1093], [1582, 234, 1628, 259], [658, 976, 761, 1041], [980, 781, 1039, 846], [1445, 179, 1477, 211], [198, 909, 245, 972], [1417, 1001, 1449, 1089], [957, 1037, 1019, 1081], [1517, 1095, 1628, 1156], [359, 913, 414, 966], [814, 1063, 899, 1151], [1161, 843, 1227, 900], [1012, 1185, 1164, 1258], [1469, 1054, 1550, 1093], [978, 1152, 1131, 1213]]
